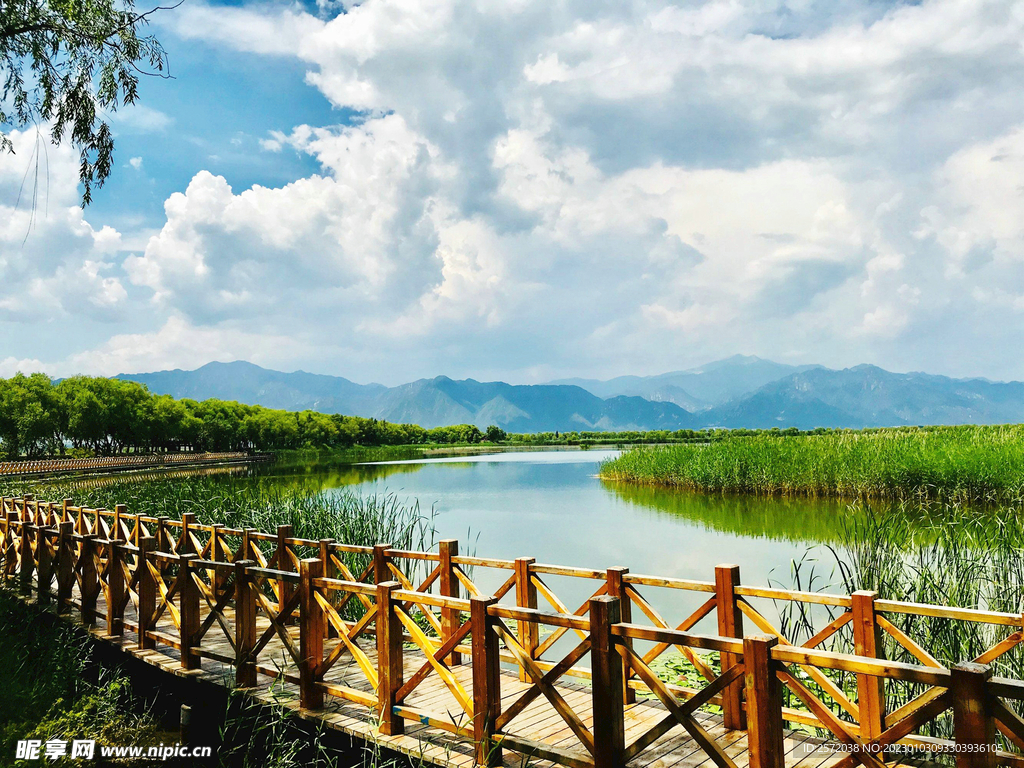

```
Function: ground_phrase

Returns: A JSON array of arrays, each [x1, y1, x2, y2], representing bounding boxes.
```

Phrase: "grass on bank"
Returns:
[[0, 586, 163, 765], [601, 425, 1024, 502]]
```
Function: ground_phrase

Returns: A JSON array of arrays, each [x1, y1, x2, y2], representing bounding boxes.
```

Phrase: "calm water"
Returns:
[[255, 449, 859, 624]]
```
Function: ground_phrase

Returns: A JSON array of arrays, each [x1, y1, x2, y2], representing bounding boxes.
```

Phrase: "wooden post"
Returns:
[[376, 580, 404, 735], [744, 635, 785, 768], [19, 518, 33, 594], [0, 510, 8, 579], [300, 558, 325, 710], [235, 559, 257, 687], [157, 516, 169, 552], [62, 498, 72, 524], [276, 524, 294, 611], [515, 557, 538, 682], [180, 512, 195, 554], [114, 504, 127, 543], [155, 518, 169, 577], [3, 512, 16, 579], [180, 554, 200, 670], [607, 567, 635, 704], [373, 543, 392, 584], [951, 662, 996, 768], [80, 534, 99, 624], [210, 524, 225, 596], [716, 563, 746, 730], [319, 539, 337, 638], [240, 528, 255, 563], [36, 525, 52, 605], [591, 595, 626, 768], [439, 539, 462, 665], [56, 521, 74, 613], [137, 536, 157, 649], [471, 596, 501, 767], [106, 540, 125, 635], [852, 590, 886, 753]]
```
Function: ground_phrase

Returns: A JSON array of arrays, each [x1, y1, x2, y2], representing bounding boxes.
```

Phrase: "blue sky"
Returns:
[[4, 0, 1024, 386], [89, 23, 339, 231]]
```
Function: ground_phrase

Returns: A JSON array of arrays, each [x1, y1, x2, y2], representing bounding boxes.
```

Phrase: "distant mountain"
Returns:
[[552, 355, 821, 410], [120, 361, 386, 413], [120, 362, 699, 432], [702, 365, 1024, 429], [118, 358, 1024, 433]]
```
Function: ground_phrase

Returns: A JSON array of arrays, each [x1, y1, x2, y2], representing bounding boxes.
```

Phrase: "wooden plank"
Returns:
[[515, 557, 538, 683], [471, 595, 501, 767], [590, 596, 625, 768], [377, 580, 404, 736], [852, 591, 886, 752], [439, 539, 462, 666], [745, 636, 784, 768], [951, 662, 996, 768], [299, 558, 324, 710]]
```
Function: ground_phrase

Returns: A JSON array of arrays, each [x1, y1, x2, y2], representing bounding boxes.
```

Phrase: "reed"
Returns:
[[771, 499, 1024, 744], [0, 585, 160, 758], [601, 425, 1024, 502]]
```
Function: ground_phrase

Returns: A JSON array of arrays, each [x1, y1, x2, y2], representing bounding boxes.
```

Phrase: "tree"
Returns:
[[485, 425, 507, 443], [1, 0, 171, 205]]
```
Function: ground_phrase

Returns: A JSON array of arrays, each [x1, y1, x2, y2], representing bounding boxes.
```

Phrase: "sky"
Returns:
[[3, 0, 1024, 386]]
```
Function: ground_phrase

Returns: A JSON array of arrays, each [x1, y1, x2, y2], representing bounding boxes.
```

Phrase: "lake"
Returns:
[[253, 449, 860, 624]]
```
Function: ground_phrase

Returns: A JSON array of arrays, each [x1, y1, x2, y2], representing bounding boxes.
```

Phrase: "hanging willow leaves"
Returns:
[[1, 0, 173, 205]]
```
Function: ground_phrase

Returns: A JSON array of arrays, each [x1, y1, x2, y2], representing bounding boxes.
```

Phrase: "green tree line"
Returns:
[[0, 374, 504, 458]]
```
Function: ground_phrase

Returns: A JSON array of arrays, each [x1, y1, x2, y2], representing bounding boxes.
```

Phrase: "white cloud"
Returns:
[[62, 316, 310, 376], [0, 357, 48, 378], [108, 104, 172, 133], [129, 157, 144, 170], [0, 128, 130, 323], [13, 0, 1024, 382]]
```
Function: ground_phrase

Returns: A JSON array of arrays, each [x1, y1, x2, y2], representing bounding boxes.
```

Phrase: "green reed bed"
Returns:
[[2, 475, 436, 599], [3, 475, 434, 549], [764, 500, 1024, 748], [601, 425, 1024, 502]]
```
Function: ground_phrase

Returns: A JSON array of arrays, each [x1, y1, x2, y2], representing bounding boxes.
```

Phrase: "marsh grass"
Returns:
[[0, 585, 162, 764], [765, 500, 1024, 747], [602, 425, 1024, 502]]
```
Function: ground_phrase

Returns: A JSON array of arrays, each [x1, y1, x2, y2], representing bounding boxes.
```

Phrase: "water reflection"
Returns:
[[602, 480, 858, 544]]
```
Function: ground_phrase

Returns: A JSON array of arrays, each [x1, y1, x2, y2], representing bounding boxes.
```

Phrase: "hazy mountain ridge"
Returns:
[[706, 365, 1024, 429], [118, 357, 1024, 432], [120, 363, 699, 432], [552, 355, 822, 409]]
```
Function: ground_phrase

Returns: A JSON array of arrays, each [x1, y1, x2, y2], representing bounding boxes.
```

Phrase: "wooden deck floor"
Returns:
[[35, 582, 886, 768]]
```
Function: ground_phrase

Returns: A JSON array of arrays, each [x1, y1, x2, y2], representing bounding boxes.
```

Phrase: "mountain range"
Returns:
[[117, 356, 1024, 432]]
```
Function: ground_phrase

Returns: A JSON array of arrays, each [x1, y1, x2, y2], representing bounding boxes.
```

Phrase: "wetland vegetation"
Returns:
[[601, 424, 1024, 503]]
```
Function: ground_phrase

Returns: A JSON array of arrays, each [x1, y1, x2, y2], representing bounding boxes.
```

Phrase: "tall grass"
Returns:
[[601, 425, 1024, 502], [2, 474, 436, 604], [0, 585, 162, 761], [770, 500, 1024, 745], [5, 475, 435, 550]]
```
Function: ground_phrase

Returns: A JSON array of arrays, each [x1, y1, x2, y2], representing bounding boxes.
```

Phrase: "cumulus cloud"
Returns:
[[62, 316, 312, 376], [0, 128, 130, 323], [11, 0, 1024, 381]]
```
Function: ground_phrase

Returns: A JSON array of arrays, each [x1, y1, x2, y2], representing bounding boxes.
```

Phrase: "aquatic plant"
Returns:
[[601, 425, 1024, 502]]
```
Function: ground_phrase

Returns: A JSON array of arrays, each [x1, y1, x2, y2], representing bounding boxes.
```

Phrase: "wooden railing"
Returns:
[[0, 452, 267, 476], [3, 494, 1024, 768]]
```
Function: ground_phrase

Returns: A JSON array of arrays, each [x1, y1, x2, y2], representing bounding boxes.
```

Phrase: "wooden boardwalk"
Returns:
[[5, 495, 1024, 768], [61, 585, 844, 768]]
